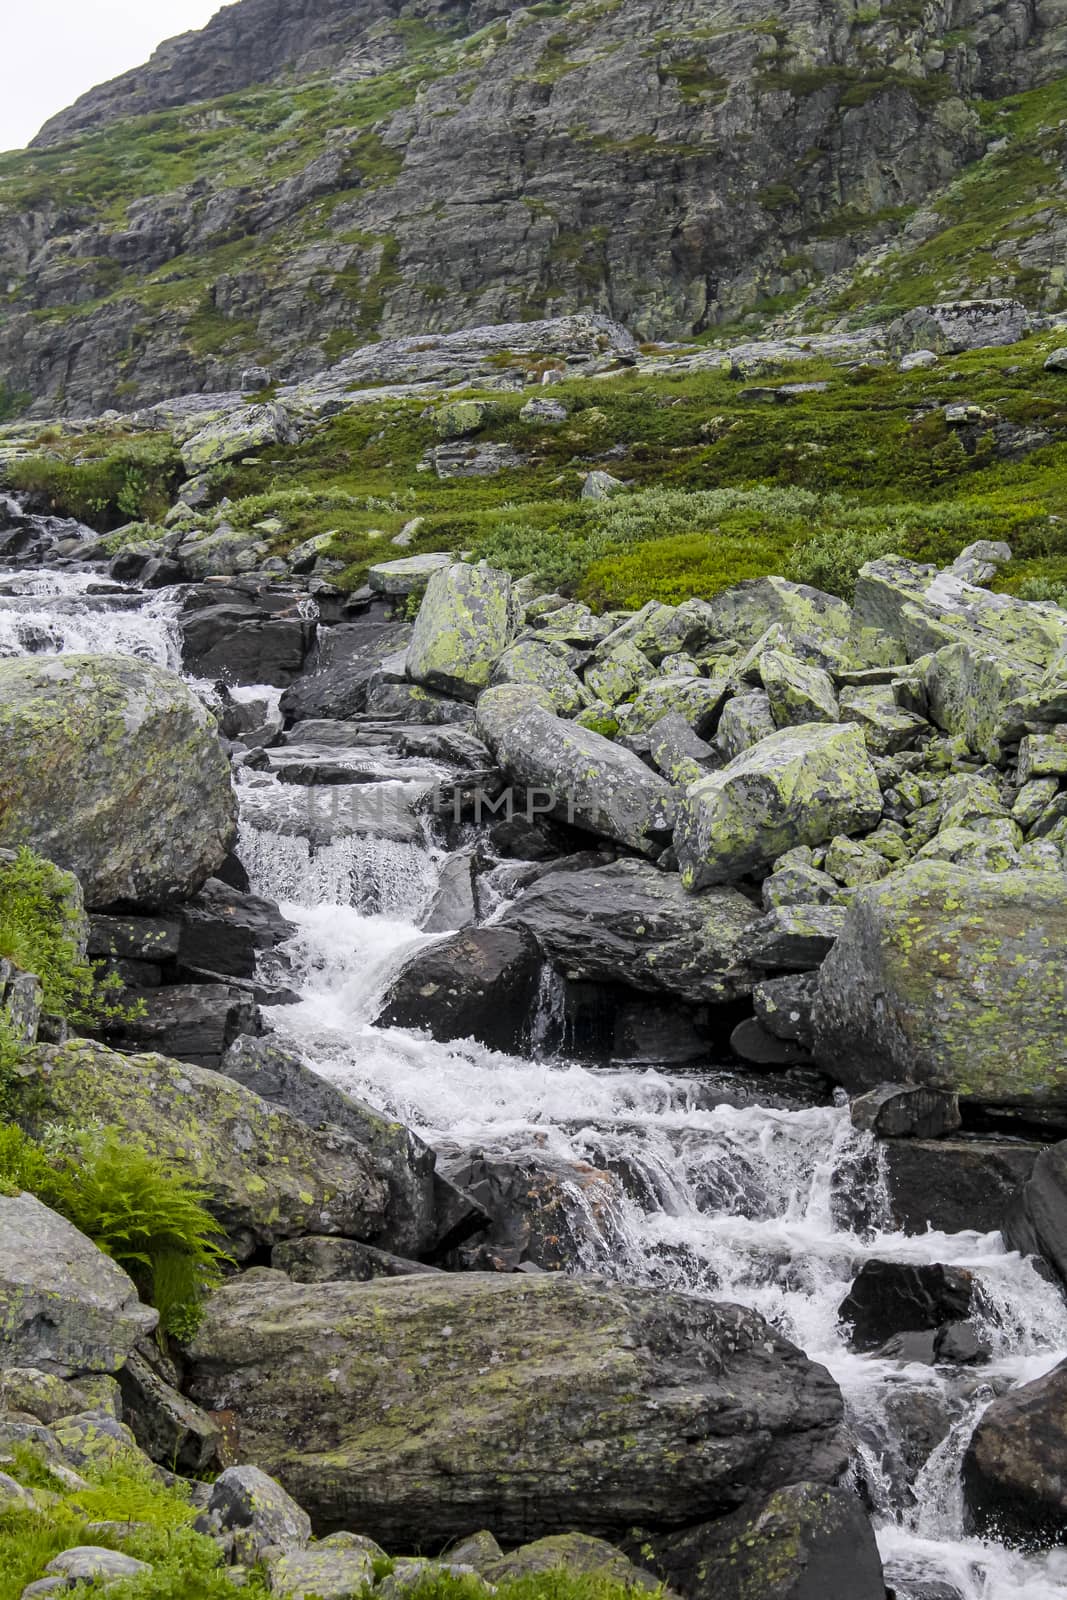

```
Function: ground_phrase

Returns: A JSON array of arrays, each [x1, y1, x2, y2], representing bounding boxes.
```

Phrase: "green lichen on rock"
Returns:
[[187, 1270, 845, 1546], [813, 861, 1067, 1106], [407, 562, 519, 701], [19, 1038, 389, 1259], [677, 722, 882, 889], [0, 653, 235, 908]]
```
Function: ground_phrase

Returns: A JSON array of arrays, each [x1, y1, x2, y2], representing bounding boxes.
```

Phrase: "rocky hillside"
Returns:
[[2, 0, 1066, 413]]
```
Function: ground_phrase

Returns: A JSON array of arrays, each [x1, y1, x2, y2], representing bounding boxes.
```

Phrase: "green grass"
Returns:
[[167, 329, 1067, 599], [0, 1451, 265, 1600], [2, 436, 181, 529]]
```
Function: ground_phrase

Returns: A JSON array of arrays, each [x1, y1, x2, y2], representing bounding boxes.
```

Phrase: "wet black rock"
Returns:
[[105, 982, 260, 1067], [838, 1261, 975, 1352], [270, 1236, 444, 1282], [441, 1152, 618, 1273], [169, 877, 295, 980], [850, 1084, 962, 1141], [882, 1139, 1040, 1236], [964, 1356, 1067, 1547], [1003, 1140, 1067, 1289], [376, 925, 543, 1054]]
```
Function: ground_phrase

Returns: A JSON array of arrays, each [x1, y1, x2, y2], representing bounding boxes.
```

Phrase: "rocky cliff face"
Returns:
[[2, 0, 1066, 414]]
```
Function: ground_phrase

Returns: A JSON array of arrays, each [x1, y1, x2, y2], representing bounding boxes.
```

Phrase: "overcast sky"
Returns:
[[2, 1, 225, 153]]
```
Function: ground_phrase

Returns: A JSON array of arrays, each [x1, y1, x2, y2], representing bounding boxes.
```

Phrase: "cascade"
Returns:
[[4, 555, 1067, 1600]]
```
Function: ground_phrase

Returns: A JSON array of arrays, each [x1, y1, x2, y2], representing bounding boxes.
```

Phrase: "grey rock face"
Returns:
[[0, 653, 235, 908], [651, 1482, 885, 1600], [218, 1033, 446, 1259], [205, 1463, 312, 1559], [0, 1193, 157, 1375], [677, 723, 882, 889], [1003, 1142, 1067, 1288], [4, 0, 1062, 411], [499, 858, 759, 1003], [23, 1038, 389, 1260], [187, 1270, 845, 1545], [964, 1358, 1067, 1548]]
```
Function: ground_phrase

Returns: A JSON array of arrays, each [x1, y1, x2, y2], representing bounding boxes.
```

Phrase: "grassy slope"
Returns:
[[8, 330, 1067, 606]]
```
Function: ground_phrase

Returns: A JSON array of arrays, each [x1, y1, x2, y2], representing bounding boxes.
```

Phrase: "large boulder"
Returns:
[[812, 864, 1067, 1108], [677, 724, 881, 889], [885, 299, 1031, 356], [650, 1482, 885, 1600], [698, 579, 852, 658], [0, 654, 235, 907], [407, 562, 519, 701], [376, 926, 542, 1054], [20, 1039, 388, 1260], [187, 1271, 845, 1545], [964, 1358, 1067, 1546], [477, 685, 675, 856], [179, 401, 300, 473], [0, 1192, 157, 1375], [499, 859, 759, 1003]]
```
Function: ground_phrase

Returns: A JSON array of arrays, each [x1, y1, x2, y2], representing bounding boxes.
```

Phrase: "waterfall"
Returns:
[[9, 550, 1067, 1600]]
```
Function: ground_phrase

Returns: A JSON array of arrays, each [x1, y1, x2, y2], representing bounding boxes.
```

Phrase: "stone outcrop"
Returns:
[[2, 0, 1064, 411], [677, 723, 882, 889], [499, 858, 759, 1003], [477, 685, 676, 856], [964, 1358, 1067, 1547], [187, 1270, 845, 1545], [21, 1039, 389, 1259]]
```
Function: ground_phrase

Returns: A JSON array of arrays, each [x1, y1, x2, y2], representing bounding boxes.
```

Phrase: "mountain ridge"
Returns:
[[2, 0, 1066, 415]]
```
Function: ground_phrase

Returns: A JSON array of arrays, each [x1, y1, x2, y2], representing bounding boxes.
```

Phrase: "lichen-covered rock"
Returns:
[[368, 553, 454, 595], [180, 402, 299, 473], [490, 640, 590, 716], [677, 723, 882, 889], [187, 1271, 845, 1546], [839, 684, 928, 755], [812, 863, 1067, 1107], [117, 1350, 220, 1473], [21, 1039, 389, 1259], [219, 1033, 466, 1260], [476, 685, 675, 855], [760, 649, 839, 726], [500, 858, 758, 1003], [484, 1534, 660, 1591], [623, 675, 728, 738], [650, 1481, 885, 1600], [716, 691, 777, 760], [0, 654, 235, 907], [700, 578, 852, 658], [407, 562, 519, 701], [265, 1540, 377, 1600], [964, 1358, 1067, 1548], [0, 1193, 157, 1375], [205, 1463, 311, 1559]]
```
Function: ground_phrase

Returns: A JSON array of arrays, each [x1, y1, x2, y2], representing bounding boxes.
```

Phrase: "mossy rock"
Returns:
[[0, 654, 235, 909], [813, 861, 1067, 1106], [187, 1271, 845, 1546]]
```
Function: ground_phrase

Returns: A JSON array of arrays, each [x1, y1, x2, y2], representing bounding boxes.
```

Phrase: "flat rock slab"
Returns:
[[187, 1270, 845, 1546]]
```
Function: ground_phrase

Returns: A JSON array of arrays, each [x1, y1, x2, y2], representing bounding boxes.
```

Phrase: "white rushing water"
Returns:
[[7, 556, 1067, 1600], [238, 784, 1067, 1600]]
